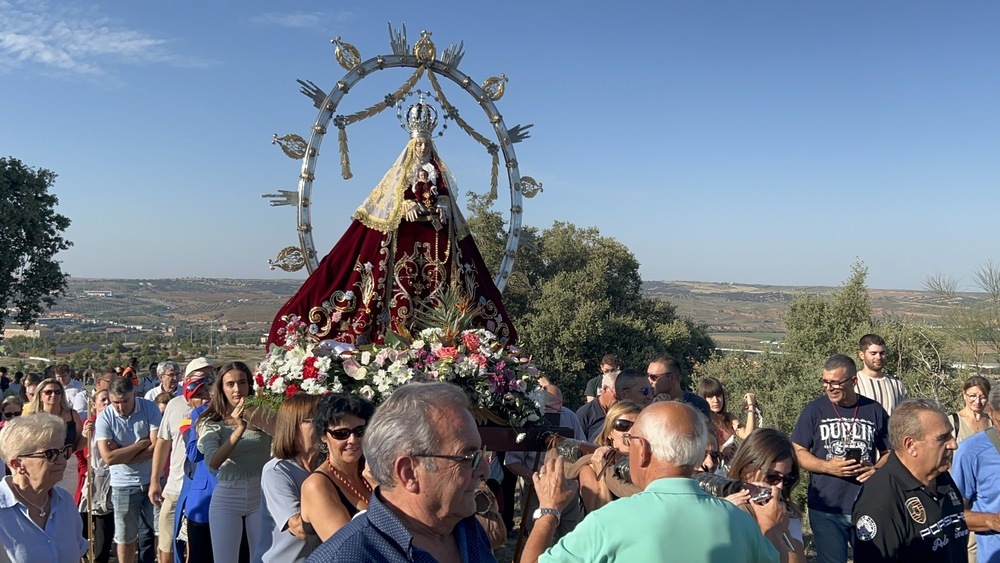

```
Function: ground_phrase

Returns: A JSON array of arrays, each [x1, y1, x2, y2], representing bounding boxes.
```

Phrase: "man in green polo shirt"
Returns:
[[522, 401, 788, 563]]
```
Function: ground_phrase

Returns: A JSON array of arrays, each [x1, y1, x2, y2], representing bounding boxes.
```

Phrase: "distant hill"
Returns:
[[49, 278, 958, 334]]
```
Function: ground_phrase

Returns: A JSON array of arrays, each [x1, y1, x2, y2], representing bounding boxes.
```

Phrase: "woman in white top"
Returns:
[[0, 413, 87, 562], [953, 375, 992, 443]]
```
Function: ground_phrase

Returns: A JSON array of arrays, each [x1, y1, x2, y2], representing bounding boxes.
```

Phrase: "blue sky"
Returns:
[[2, 1, 998, 290]]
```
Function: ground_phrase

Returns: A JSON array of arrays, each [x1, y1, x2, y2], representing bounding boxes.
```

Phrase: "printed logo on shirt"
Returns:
[[817, 417, 878, 461], [906, 497, 926, 524], [856, 515, 878, 541]]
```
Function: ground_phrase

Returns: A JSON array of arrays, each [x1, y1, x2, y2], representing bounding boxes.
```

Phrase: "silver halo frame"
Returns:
[[295, 55, 522, 293]]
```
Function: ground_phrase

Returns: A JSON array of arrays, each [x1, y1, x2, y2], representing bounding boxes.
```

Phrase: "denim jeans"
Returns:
[[809, 508, 853, 563], [111, 484, 155, 563]]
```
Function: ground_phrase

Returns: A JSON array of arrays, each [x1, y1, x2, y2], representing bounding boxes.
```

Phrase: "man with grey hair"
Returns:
[[143, 361, 181, 401], [306, 382, 494, 563], [952, 385, 1000, 562], [852, 398, 967, 561], [576, 369, 651, 442], [522, 401, 786, 562]]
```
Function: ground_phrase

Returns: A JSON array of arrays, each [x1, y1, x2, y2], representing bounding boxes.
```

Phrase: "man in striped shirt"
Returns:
[[855, 333, 908, 415]]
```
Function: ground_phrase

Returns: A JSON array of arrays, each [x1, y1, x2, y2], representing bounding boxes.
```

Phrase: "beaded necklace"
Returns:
[[327, 460, 372, 505]]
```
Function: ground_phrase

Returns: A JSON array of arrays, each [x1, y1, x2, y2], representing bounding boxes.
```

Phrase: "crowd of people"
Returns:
[[0, 332, 991, 562]]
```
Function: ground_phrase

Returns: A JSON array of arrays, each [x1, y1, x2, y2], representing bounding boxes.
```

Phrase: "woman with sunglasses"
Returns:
[[27, 378, 84, 495], [197, 361, 273, 563], [726, 428, 806, 563], [0, 412, 88, 561], [260, 393, 321, 563], [698, 377, 759, 466], [0, 397, 22, 430], [578, 400, 642, 512], [300, 393, 375, 545]]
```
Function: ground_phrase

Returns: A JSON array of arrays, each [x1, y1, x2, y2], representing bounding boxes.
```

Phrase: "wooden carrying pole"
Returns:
[[86, 394, 95, 563]]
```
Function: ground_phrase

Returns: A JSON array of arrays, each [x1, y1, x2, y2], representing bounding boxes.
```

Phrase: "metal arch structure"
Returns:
[[287, 49, 529, 293]]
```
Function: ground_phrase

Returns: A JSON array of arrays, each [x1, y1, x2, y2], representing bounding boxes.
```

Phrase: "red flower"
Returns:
[[254, 373, 265, 387], [461, 332, 481, 351], [285, 384, 301, 397], [436, 346, 459, 360], [303, 356, 319, 380], [470, 353, 488, 367]]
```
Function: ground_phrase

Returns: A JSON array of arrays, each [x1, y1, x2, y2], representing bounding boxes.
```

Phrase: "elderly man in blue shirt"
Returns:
[[307, 381, 494, 563]]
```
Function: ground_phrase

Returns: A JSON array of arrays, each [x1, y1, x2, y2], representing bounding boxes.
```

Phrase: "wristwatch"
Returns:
[[533, 507, 561, 524]]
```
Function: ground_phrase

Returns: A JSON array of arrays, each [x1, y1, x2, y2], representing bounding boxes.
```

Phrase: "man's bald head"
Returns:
[[629, 401, 708, 487]]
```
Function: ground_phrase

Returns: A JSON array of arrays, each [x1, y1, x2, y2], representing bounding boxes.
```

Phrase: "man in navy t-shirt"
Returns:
[[791, 354, 890, 563]]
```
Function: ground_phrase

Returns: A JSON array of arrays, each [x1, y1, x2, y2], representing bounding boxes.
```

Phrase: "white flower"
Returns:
[[360, 351, 372, 365], [411, 339, 425, 350], [359, 385, 376, 400]]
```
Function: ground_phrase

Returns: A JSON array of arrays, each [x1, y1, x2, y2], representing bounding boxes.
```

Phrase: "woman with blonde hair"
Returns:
[[0, 412, 87, 561], [26, 377, 83, 495], [578, 400, 642, 512]]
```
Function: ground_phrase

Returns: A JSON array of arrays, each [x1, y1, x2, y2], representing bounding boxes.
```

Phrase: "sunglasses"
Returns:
[[624, 386, 651, 396], [3, 411, 21, 419], [18, 444, 73, 463], [414, 449, 484, 471], [326, 425, 366, 440], [762, 471, 797, 488], [42, 389, 63, 396], [612, 418, 635, 432]]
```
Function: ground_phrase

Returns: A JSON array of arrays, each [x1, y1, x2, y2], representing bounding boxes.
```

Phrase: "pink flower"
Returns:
[[469, 353, 488, 367], [461, 332, 481, 351], [436, 346, 459, 361]]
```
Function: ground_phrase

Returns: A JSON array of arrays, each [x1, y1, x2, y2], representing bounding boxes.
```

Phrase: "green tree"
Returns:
[[0, 157, 72, 333], [465, 194, 714, 404], [783, 261, 872, 361]]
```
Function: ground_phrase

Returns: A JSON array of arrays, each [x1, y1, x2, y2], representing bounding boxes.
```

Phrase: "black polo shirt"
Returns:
[[852, 452, 969, 562]]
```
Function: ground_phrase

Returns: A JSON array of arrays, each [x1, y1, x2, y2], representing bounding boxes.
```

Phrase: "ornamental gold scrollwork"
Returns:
[[413, 30, 436, 63], [332, 37, 362, 71], [308, 261, 376, 338], [272, 133, 307, 160], [482, 74, 508, 101], [520, 176, 544, 198], [506, 271, 531, 295], [268, 247, 306, 272]]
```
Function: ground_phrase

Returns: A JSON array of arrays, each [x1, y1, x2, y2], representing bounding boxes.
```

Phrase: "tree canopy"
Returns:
[[0, 157, 72, 334], [465, 192, 715, 404]]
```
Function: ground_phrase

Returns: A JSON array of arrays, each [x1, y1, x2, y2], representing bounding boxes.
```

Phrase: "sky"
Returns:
[[2, 1, 998, 291]]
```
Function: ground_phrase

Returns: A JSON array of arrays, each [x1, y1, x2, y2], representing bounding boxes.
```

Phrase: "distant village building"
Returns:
[[3, 326, 55, 339], [83, 290, 114, 298]]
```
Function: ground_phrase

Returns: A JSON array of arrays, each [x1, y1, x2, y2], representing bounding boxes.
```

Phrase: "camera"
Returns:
[[693, 472, 771, 503]]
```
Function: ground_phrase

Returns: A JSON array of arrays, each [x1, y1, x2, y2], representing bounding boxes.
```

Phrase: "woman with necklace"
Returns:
[[26, 378, 84, 495], [0, 412, 87, 561], [299, 393, 375, 546], [260, 393, 321, 563], [197, 361, 273, 563], [952, 375, 992, 443]]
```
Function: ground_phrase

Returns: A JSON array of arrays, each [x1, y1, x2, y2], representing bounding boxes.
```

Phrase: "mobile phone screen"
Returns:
[[845, 448, 863, 463]]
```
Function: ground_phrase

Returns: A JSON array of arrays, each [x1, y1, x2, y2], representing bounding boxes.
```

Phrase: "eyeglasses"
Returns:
[[612, 418, 635, 432], [762, 471, 797, 488], [413, 449, 484, 471], [820, 377, 855, 389], [646, 372, 671, 382], [325, 425, 366, 440], [42, 389, 63, 396], [966, 393, 987, 402], [621, 433, 647, 448], [3, 411, 21, 419], [18, 445, 73, 463], [624, 386, 651, 396]]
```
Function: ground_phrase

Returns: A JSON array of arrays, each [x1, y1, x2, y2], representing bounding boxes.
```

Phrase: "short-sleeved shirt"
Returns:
[[260, 458, 313, 563], [0, 476, 88, 562], [791, 394, 889, 514], [952, 427, 1000, 561], [157, 395, 193, 495], [197, 421, 272, 482], [94, 397, 162, 487], [575, 399, 606, 443], [855, 372, 908, 416], [144, 385, 180, 402], [584, 375, 602, 398], [852, 452, 968, 562], [540, 477, 778, 562], [305, 489, 496, 563]]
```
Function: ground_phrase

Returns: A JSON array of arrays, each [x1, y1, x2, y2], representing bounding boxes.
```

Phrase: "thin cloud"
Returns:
[[251, 10, 355, 29], [0, 1, 217, 76]]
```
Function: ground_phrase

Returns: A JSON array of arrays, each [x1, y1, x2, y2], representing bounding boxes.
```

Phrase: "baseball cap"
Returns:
[[184, 357, 214, 378]]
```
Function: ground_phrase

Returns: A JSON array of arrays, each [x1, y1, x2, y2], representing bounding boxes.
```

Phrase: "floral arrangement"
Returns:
[[252, 314, 546, 428]]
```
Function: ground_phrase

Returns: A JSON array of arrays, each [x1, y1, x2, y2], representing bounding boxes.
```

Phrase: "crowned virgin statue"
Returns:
[[266, 100, 517, 348]]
